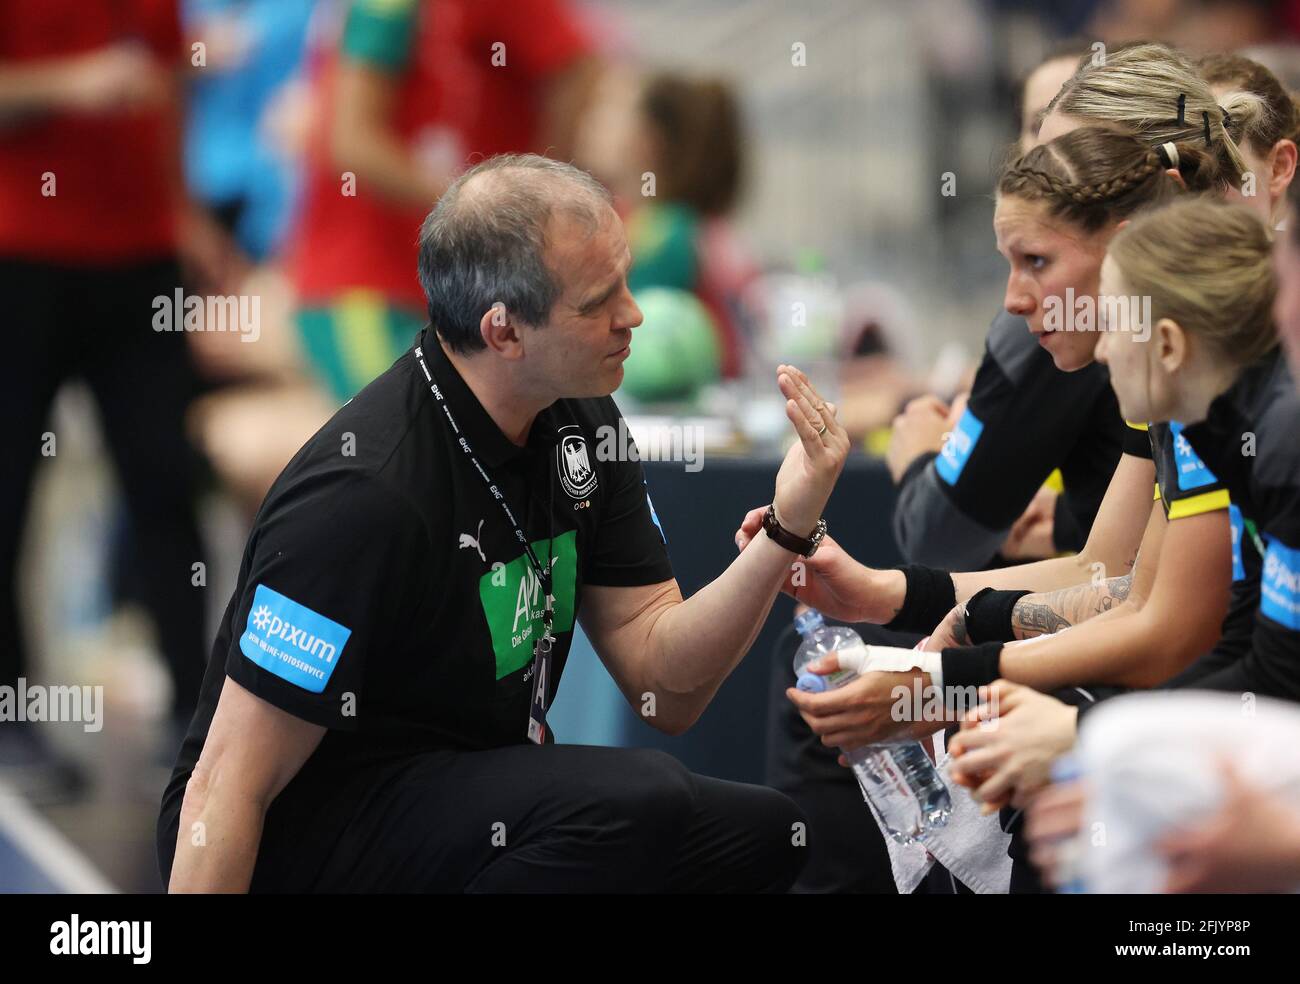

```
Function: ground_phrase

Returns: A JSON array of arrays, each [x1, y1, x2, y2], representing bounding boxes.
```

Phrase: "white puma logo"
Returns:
[[458, 519, 485, 563]]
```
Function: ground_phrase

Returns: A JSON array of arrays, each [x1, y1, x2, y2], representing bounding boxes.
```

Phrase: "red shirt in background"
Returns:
[[0, 0, 182, 264], [288, 0, 595, 311]]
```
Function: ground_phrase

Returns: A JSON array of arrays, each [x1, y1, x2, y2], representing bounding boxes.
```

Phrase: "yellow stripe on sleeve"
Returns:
[[1167, 488, 1231, 519]]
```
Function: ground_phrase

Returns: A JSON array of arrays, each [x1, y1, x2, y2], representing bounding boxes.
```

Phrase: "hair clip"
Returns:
[[1202, 110, 1212, 145], [1220, 105, 1234, 131], [1176, 93, 1186, 126], [1158, 142, 1180, 170]]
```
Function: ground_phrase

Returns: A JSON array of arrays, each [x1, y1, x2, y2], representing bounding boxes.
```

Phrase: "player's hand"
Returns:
[[736, 511, 872, 622], [923, 603, 970, 651], [1158, 762, 1300, 893], [1025, 779, 1088, 888], [947, 681, 1078, 812], [1003, 486, 1058, 560], [886, 394, 950, 483], [787, 658, 938, 749]]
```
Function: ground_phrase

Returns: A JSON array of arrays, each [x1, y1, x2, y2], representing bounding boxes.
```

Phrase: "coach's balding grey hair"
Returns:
[[417, 154, 613, 354]]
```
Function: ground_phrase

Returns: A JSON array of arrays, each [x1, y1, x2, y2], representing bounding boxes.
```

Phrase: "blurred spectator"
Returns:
[[183, 0, 316, 260], [577, 68, 754, 380], [0, 0, 228, 776], [1015, 44, 1086, 155], [287, 0, 604, 403], [1091, 0, 1289, 52]]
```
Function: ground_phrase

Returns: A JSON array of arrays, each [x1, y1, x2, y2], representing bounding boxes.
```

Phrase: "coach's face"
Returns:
[[534, 206, 643, 398]]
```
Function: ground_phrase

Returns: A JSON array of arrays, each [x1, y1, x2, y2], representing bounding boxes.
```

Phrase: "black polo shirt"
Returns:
[[160, 327, 674, 824]]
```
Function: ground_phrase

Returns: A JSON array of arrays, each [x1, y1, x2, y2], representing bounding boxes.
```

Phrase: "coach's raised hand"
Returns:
[[735, 367, 905, 623], [770, 364, 850, 535]]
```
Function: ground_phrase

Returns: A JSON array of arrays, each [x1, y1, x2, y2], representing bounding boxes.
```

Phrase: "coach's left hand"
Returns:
[[771, 364, 851, 538]]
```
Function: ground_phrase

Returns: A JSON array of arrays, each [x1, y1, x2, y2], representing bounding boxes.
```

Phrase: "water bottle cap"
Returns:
[[793, 609, 825, 638], [796, 671, 828, 693]]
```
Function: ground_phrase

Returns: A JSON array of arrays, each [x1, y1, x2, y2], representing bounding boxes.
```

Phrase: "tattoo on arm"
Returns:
[[1011, 574, 1133, 640]]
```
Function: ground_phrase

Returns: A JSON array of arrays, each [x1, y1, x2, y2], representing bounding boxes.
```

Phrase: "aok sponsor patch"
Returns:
[[936, 408, 984, 486], [479, 530, 578, 679], [1262, 536, 1300, 630], [240, 584, 352, 692]]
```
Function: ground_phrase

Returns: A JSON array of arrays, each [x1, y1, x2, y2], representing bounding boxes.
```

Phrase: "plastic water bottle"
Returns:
[[792, 609, 951, 844]]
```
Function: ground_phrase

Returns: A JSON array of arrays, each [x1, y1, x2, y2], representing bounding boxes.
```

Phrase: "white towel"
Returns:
[[1074, 691, 1300, 893], [864, 728, 1013, 894]]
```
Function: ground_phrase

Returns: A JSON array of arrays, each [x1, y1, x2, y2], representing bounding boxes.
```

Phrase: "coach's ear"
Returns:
[[479, 302, 524, 359]]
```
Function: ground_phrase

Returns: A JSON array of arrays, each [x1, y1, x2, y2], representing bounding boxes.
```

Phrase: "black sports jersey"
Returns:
[[159, 328, 674, 833], [1148, 421, 1231, 520], [1123, 420, 1153, 459], [1181, 352, 1300, 698], [1146, 417, 1259, 664], [892, 309, 1124, 568]]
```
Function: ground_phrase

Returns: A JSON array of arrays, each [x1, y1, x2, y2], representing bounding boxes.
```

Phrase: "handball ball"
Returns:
[[620, 288, 721, 403]]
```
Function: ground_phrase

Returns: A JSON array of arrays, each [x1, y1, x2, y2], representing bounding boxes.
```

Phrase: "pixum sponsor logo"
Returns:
[[594, 419, 703, 473], [1043, 288, 1152, 342], [152, 288, 260, 342], [50, 915, 150, 965], [248, 605, 338, 669], [0, 678, 102, 733]]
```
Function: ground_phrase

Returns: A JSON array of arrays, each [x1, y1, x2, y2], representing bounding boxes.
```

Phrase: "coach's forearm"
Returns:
[[646, 531, 800, 726], [168, 768, 266, 893]]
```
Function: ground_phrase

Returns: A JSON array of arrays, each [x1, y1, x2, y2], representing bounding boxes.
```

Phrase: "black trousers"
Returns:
[[0, 257, 209, 721], [160, 744, 808, 893]]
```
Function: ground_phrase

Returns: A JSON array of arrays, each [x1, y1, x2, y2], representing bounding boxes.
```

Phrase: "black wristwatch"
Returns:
[[762, 503, 827, 557]]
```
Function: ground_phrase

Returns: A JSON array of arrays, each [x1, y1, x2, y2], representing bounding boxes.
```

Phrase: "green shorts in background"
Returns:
[[297, 291, 426, 403]]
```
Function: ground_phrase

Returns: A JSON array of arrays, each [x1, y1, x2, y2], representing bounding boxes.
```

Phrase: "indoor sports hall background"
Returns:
[[2, 0, 1298, 892]]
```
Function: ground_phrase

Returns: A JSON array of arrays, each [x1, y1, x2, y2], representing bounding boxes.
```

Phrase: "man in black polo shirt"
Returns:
[[158, 154, 849, 892]]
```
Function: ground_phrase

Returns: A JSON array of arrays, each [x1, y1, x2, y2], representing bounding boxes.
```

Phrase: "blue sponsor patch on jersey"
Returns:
[[239, 583, 352, 693], [1169, 421, 1218, 491], [1229, 504, 1245, 582], [936, 408, 984, 486], [1261, 536, 1300, 630]]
